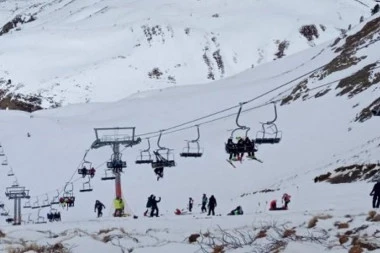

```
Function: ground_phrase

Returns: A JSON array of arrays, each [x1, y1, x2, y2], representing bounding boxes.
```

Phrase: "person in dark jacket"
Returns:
[[154, 167, 164, 181], [94, 200, 106, 217], [208, 195, 217, 216], [201, 194, 208, 213], [188, 197, 194, 212], [370, 181, 380, 208], [228, 206, 243, 215], [226, 138, 237, 160], [150, 196, 161, 217]]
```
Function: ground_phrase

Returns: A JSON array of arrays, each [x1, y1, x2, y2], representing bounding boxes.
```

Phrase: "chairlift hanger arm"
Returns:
[[265, 102, 278, 124]]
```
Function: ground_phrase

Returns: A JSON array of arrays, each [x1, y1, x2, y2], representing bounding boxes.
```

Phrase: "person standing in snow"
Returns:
[[150, 196, 161, 217], [282, 193, 291, 209], [94, 200, 106, 218], [370, 181, 380, 208], [188, 197, 194, 212], [208, 195, 217, 216], [201, 194, 208, 213]]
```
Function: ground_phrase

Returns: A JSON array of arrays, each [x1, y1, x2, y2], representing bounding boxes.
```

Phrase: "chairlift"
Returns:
[[225, 103, 256, 155], [7, 167, 14, 176], [151, 131, 176, 168], [11, 178, 19, 187], [0, 149, 4, 156], [79, 176, 93, 192], [106, 153, 126, 170], [101, 169, 116, 180], [41, 194, 51, 208], [255, 102, 282, 144], [135, 138, 153, 164], [0, 207, 9, 216], [50, 190, 60, 205], [23, 200, 31, 208], [31, 197, 40, 209], [180, 125, 203, 158], [1, 158, 7, 166], [35, 208, 47, 224], [59, 183, 75, 208], [78, 160, 95, 178], [373, 108, 380, 116], [47, 206, 61, 222]]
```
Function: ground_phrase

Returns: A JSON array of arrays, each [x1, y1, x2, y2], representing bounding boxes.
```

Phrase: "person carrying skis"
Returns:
[[94, 200, 106, 218], [188, 197, 194, 212], [144, 195, 154, 216], [208, 195, 217, 216], [370, 181, 380, 208], [150, 196, 161, 217], [201, 194, 208, 213]]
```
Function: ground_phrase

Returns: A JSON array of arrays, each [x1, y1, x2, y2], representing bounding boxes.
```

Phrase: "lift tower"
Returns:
[[5, 185, 30, 225], [91, 127, 141, 199]]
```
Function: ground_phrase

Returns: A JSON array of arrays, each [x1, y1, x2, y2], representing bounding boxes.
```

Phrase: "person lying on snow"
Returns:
[[227, 205, 243, 215]]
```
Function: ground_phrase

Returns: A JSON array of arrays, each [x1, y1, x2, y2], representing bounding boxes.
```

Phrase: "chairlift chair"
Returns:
[[23, 200, 31, 208], [135, 138, 153, 164], [79, 177, 93, 192], [225, 103, 256, 155], [101, 169, 116, 180], [78, 160, 95, 177], [1, 158, 7, 166], [41, 194, 51, 208], [151, 131, 176, 168], [50, 190, 60, 205], [31, 197, 40, 209], [35, 209, 47, 224], [0, 202, 4, 209], [255, 102, 282, 144], [180, 126, 203, 158], [7, 168, 14, 176]]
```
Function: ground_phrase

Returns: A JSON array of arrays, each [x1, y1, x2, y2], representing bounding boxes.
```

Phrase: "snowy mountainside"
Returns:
[[0, 10, 379, 253], [0, 0, 376, 108]]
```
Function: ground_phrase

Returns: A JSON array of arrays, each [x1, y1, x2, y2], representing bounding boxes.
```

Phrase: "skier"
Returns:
[[94, 200, 106, 218], [201, 194, 208, 213], [208, 195, 217, 216], [226, 138, 237, 160], [188, 197, 194, 212], [236, 137, 245, 161], [150, 196, 161, 217], [245, 137, 257, 158], [227, 206, 243, 215], [282, 193, 291, 209], [370, 181, 380, 208], [81, 166, 87, 178], [154, 167, 164, 181]]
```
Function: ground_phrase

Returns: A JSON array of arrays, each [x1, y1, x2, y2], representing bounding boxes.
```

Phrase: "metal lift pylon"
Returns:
[[91, 127, 141, 199]]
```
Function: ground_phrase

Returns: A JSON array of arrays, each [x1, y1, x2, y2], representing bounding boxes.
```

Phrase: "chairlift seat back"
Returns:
[[107, 161, 126, 169], [255, 137, 281, 144], [79, 188, 93, 192], [180, 152, 203, 158], [101, 176, 116, 180]]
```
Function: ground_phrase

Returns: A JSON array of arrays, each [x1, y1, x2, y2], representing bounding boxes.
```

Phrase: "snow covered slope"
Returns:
[[0, 0, 377, 107], [0, 9, 379, 253]]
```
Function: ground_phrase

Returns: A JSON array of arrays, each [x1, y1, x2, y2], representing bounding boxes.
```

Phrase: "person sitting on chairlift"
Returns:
[[154, 167, 164, 181], [89, 167, 96, 178], [226, 138, 237, 161], [236, 137, 245, 161], [81, 166, 87, 178], [245, 137, 257, 158]]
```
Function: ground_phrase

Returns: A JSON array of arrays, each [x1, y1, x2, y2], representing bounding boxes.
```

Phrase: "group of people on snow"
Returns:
[[145, 194, 161, 217], [226, 136, 257, 161]]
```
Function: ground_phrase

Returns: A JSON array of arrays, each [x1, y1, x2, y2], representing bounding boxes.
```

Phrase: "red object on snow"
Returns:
[[174, 209, 182, 215]]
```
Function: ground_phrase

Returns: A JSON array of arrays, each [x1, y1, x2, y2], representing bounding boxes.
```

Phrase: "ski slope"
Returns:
[[0, 0, 376, 106], [0, 8, 380, 253]]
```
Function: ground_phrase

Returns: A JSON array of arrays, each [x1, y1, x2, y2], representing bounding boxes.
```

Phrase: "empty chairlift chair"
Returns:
[[180, 125, 203, 158], [255, 102, 282, 144], [50, 190, 60, 205], [101, 169, 116, 181], [79, 176, 93, 192], [41, 194, 51, 208], [135, 138, 154, 164], [35, 208, 47, 224]]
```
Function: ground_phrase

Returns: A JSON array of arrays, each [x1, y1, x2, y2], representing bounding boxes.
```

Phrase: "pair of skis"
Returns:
[[226, 156, 263, 168]]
